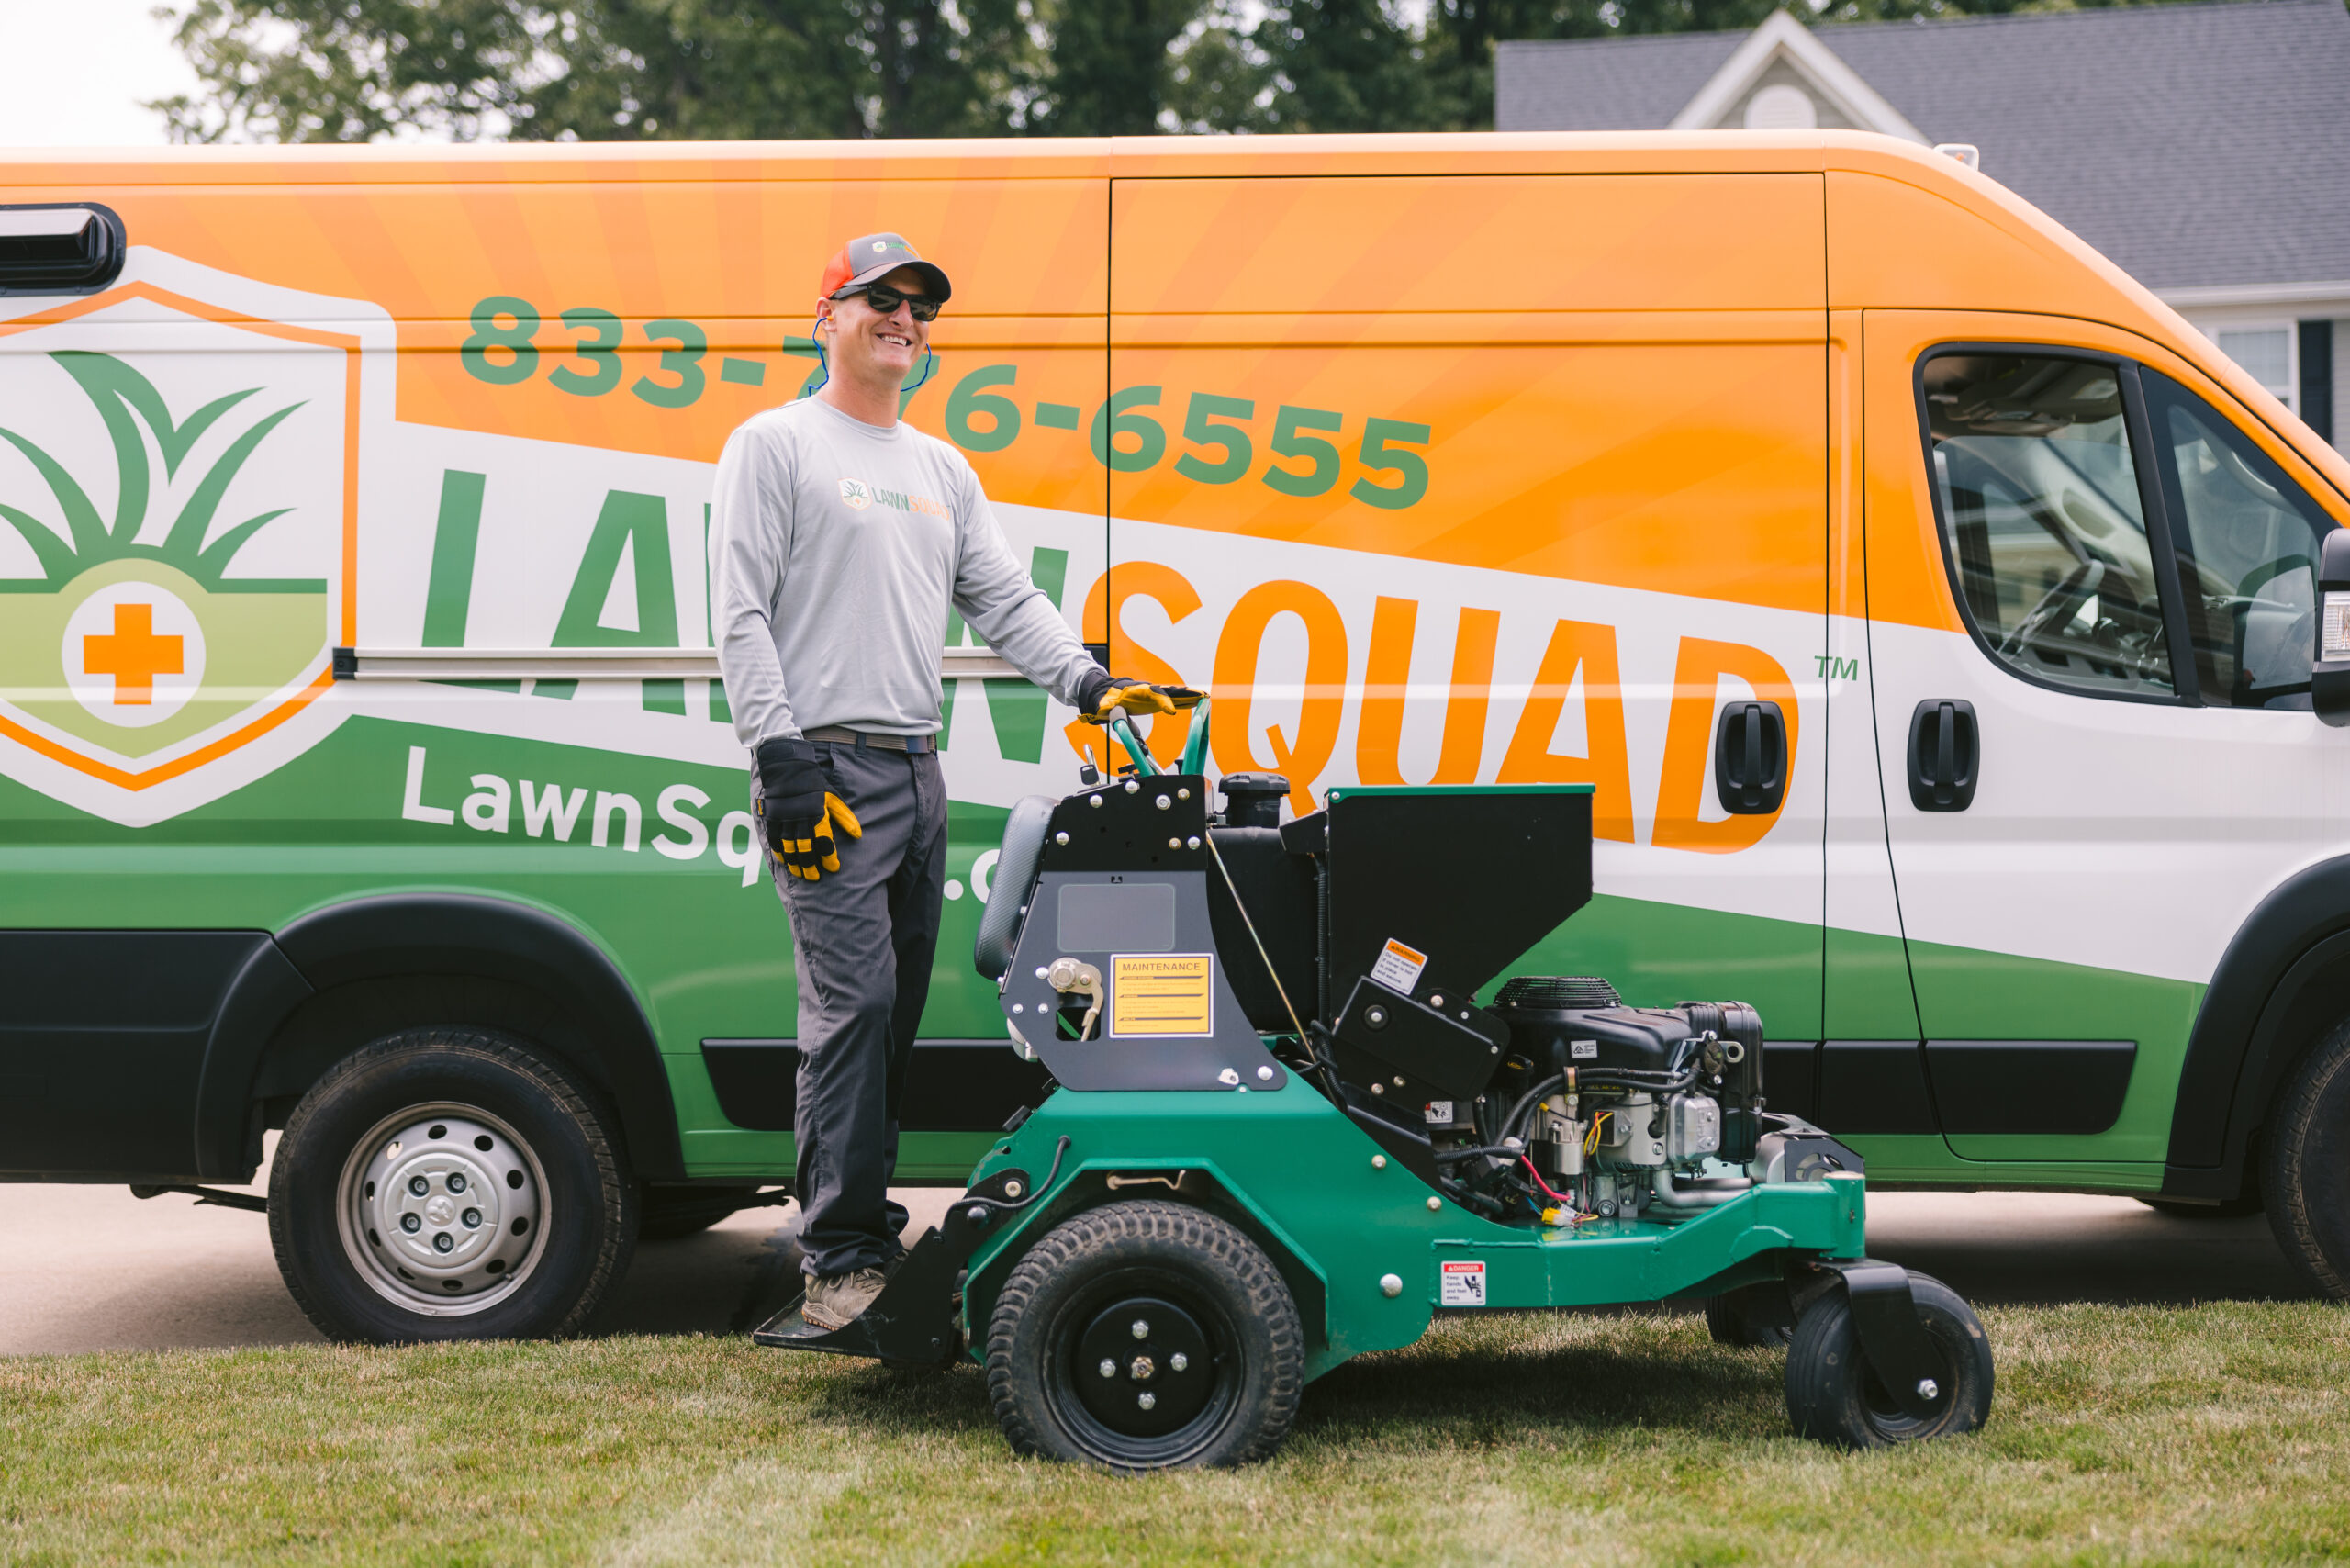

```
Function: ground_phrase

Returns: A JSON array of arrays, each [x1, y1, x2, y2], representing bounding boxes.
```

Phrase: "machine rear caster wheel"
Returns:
[[1785, 1271, 1992, 1448], [985, 1200, 1303, 1473]]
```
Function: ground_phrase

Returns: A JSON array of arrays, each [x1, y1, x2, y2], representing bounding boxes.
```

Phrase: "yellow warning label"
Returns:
[[1112, 953, 1215, 1036]]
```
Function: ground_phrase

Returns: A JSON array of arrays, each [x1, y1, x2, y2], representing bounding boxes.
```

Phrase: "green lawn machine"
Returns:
[[756, 702, 1994, 1471]]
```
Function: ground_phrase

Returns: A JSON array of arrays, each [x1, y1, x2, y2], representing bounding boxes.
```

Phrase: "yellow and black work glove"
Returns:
[[754, 738, 863, 881], [1077, 673, 1202, 725]]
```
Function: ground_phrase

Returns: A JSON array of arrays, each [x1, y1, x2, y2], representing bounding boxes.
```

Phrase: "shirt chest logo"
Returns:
[[835, 476, 951, 523]]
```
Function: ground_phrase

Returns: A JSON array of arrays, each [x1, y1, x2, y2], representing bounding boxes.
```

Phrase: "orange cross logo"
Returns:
[[82, 601, 184, 707]]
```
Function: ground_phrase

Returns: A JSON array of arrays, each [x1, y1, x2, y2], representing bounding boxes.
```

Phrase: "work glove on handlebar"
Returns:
[[754, 737, 863, 881], [1076, 671, 1202, 725]]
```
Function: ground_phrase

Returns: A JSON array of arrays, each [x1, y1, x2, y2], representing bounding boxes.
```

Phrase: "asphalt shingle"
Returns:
[[1496, 0, 2350, 291]]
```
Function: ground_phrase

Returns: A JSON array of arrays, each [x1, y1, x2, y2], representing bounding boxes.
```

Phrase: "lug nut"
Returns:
[[1099, 1359, 1117, 1378], [1137, 1392, 1157, 1411], [1917, 1378, 1940, 1401], [400, 1214, 421, 1233], [446, 1173, 467, 1194], [408, 1176, 429, 1196], [1169, 1352, 1188, 1372], [1131, 1318, 1150, 1339]]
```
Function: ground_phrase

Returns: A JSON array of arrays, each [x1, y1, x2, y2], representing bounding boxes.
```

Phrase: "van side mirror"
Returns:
[[2313, 529, 2350, 726]]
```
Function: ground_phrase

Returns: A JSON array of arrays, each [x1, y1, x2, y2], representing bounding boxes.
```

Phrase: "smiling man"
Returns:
[[710, 233, 1176, 1331]]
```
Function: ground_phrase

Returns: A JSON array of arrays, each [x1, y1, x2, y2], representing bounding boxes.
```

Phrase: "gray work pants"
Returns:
[[766, 741, 947, 1280]]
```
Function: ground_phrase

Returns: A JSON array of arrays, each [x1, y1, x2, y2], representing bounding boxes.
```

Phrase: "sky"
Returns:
[[0, 0, 200, 147]]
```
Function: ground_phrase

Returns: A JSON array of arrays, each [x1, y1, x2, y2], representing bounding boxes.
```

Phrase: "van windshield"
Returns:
[[1922, 353, 2175, 700]]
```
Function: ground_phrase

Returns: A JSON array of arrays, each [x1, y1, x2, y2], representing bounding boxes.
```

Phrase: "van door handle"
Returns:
[[1714, 700, 1787, 814], [1907, 700, 1980, 812]]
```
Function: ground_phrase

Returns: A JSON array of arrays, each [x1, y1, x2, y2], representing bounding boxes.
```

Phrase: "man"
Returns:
[[710, 233, 1175, 1331]]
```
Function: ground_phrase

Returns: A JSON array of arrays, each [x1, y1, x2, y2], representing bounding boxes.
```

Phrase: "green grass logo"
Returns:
[[0, 351, 317, 592], [0, 350, 332, 760]]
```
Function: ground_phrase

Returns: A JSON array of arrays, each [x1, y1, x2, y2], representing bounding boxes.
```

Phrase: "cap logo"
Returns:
[[839, 477, 872, 510], [872, 241, 888, 252]]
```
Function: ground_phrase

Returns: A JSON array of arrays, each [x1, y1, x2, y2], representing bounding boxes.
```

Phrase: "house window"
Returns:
[[2213, 325, 2296, 411]]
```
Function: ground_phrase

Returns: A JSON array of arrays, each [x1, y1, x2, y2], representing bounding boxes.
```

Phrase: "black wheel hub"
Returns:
[[1069, 1294, 1215, 1438]]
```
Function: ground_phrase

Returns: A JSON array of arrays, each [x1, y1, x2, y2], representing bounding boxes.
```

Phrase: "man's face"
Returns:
[[820, 264, 934, 383]]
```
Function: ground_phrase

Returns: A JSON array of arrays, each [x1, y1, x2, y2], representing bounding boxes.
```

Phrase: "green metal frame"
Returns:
[[955, 1083, 1867, 1382]]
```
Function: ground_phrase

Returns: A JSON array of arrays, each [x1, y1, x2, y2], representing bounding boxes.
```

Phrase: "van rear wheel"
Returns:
[[269, 1028, 637, 1342]]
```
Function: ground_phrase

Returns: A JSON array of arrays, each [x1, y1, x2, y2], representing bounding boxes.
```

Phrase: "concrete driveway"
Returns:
[[0, 1151, 2310, 1357]]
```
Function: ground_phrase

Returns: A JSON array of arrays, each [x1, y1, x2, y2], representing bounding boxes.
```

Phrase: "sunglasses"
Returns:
[[833, 283, 942, 322]]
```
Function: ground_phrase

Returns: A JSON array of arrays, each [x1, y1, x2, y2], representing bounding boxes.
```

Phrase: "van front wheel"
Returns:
[[2263, 1018, 2350, 1299], [269, 1028, 638, 1342]]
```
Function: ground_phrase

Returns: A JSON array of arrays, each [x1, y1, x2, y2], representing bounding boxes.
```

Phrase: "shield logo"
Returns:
[[0, 265, 367, 823], [839, 477, 871, 510]]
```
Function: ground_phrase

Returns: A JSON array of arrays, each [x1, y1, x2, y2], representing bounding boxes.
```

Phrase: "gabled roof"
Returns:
[[1665, 10, 1925, 141], [1496, 0, 2350, 292]]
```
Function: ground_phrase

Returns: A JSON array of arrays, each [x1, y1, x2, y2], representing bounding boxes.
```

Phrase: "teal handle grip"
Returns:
[[1179, 695, 1212, 778], [1106, 714, 1161, 777]]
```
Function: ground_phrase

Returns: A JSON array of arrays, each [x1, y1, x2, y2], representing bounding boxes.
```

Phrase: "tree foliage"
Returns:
[[153, 0, 2204, 143]]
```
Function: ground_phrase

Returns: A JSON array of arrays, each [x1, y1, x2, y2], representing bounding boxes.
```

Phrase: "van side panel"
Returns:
[[1106, 172, 1829, 1033]]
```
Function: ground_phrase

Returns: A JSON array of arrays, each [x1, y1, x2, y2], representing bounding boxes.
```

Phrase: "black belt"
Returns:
[[803, 725, 935, 755]]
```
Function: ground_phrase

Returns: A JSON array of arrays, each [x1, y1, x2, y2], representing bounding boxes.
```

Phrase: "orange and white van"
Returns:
[[5, 131, 2347, 1341]]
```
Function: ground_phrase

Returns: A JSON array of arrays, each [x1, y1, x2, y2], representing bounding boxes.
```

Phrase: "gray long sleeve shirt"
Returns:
[[711, 396, 1102, 746]]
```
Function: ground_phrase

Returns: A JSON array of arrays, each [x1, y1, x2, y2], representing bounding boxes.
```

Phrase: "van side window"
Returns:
[[2142, 370, 2334, 710], [0, 204, 126, 296], [1921, 353, 2176, 700]]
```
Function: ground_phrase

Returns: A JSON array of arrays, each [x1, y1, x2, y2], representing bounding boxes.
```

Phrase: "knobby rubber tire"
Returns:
[[986, 1200, 1303, 1473], [1785, 1271, 1992, 1449], [269, 1027, 638, 1343], [2264, 1016, 2350, 1300]]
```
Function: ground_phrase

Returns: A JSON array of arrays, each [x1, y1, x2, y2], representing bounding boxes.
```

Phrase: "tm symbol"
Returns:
[[1813, 655, 1860, 680]]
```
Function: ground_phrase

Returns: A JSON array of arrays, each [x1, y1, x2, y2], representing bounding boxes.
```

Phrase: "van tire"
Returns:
[[269, 1027, 638, 1342], [2263, 1018, 2350, 1300]]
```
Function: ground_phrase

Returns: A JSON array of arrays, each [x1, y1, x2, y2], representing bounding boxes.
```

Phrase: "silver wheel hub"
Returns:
[[337, 1104, 547, 1316]]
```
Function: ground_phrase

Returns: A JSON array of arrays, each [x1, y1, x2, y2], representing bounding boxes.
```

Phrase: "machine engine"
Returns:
[[1453, 977, 1766, 1220]]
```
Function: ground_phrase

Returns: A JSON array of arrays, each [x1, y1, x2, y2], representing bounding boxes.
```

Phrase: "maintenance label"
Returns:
[[1112, 953, 1215, 1036], [1439, 1260, 1487, 1307], [1371, 937, 1428, 993]]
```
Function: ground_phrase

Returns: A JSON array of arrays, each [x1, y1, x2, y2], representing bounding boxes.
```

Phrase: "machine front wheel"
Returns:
[[985, 1200, 1303, 1473], [1785, 1271, 1992, 1448]]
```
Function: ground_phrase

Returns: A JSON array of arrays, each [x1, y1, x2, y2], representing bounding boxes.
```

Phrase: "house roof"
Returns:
[[1495, 0, 2350, 293]]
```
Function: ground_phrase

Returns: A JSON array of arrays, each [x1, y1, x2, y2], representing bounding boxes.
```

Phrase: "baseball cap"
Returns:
[[820, 232, 951, 304]]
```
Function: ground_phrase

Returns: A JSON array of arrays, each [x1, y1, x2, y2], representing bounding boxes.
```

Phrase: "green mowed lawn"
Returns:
[[6, 1303, 2347, 1566]]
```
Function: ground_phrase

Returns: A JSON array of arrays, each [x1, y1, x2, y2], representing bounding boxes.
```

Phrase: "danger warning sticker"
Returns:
[[1439, 1260, 1487, 1307], [1370, 937, 1428, 993]]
